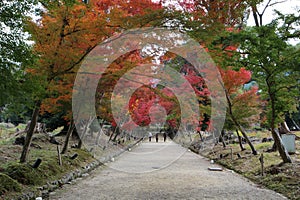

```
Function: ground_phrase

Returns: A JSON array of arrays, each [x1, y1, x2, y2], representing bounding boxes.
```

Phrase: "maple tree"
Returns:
[[220, 67, 261, 154], [106, 1, 255, 143], [19, 0, 291, 163], [232, 26, 298, 163], [20, 0, 164, 162], [220, 0, 299, 162]]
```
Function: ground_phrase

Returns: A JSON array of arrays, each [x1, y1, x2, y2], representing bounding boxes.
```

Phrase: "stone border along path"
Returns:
[[14, 139, 143, 200], [50, 140, 287, 200]]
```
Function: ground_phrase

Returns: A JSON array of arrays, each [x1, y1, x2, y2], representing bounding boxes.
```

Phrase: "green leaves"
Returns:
[[230, 19, 299, 127], [0, 0, 38, 106]]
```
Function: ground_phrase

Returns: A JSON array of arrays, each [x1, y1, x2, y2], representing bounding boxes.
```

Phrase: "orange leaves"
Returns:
[[220, 67, 262, 126], [220, 67, 251, 94], [40, 78, 73, 117]]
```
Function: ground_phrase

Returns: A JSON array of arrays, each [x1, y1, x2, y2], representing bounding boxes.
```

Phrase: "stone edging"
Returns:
[[14, 139, 143, 200]]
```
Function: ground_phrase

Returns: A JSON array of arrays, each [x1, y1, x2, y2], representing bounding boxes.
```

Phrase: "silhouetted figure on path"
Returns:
[[148, 132, 152, 142]]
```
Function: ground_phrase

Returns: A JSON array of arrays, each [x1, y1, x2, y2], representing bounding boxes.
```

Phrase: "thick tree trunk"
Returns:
[[236, 129, 246, 151], [20, 101, 41, 163], [271, 128, 292, 162], [61, 119, 75, 154]]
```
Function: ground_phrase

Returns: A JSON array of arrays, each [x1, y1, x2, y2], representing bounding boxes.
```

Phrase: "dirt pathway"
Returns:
[[50, 141, 286, 199]]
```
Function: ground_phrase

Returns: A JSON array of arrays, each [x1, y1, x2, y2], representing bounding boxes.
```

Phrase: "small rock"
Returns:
[[208, 167, 223, 171], [49, 192, 56, 196], [82, 173, 89, 177]]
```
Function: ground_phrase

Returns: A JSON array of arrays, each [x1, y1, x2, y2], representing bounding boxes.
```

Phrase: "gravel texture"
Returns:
[[50, 141, 287, 200]]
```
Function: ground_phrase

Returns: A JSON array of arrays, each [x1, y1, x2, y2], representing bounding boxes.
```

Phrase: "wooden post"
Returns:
[[57, 145, 62, 166], [70, 153, 78, 160], [259, 153, 264, 176], [32, 158, 42, 168]]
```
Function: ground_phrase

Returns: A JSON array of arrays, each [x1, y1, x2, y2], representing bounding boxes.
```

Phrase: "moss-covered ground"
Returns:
[[0, 125, 96, 199]]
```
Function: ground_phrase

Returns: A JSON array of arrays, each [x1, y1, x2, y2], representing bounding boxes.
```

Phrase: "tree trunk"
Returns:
[[279, 121, 290, 134], [236, 129, 246, 151], [112, 126, 120, 142], [61, 119, 75, 154], [271, 128, 292, 162], [20, 101, 41, 163], [109, 126, 117, 142], [235, 121, 257, 155], [290, 118, 300, 130], [219, 130, 226, 148], [225, 90, 257, 155], [77, 138, 83, 149], [268, 84, 292, 163], [77, 116, 94, 149], [197, 131, 204, 142]]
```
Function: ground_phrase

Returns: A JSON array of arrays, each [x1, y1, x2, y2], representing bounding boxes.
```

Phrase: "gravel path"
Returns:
[[50, 141, 286, 200]]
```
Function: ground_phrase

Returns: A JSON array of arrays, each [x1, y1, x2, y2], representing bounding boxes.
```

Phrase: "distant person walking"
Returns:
[[163, 132, 167, 142], [148, 132, 152, 142], [156, 133, 159, 142]]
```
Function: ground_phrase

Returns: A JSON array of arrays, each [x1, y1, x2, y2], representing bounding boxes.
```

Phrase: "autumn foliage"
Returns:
[[29, 0, 260, 133]]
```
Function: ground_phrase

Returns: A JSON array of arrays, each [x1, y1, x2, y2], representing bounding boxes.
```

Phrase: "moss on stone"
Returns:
[[0, 173, 21, 195], [5, 163, 44, 185]]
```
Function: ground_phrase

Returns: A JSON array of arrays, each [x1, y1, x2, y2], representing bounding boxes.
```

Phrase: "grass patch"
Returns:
[[5, 162, 45, 185], [0, 133, 97, 199], [4, 149, 86, 186], [0, 173, 21, 196]]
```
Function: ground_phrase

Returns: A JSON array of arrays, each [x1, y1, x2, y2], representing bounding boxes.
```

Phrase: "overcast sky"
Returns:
[[247, 0, 300, 44], [247, 0, 300, 25]]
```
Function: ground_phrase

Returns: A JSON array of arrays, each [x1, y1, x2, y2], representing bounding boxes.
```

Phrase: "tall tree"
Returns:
[[220, 67, 261, 154], [20, 0, 164, 162], [229, 14, 299, 162], [0, 0, 38, 108]]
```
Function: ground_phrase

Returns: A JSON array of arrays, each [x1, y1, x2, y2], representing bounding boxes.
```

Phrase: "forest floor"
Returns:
[[0, 124, 299, 199]]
